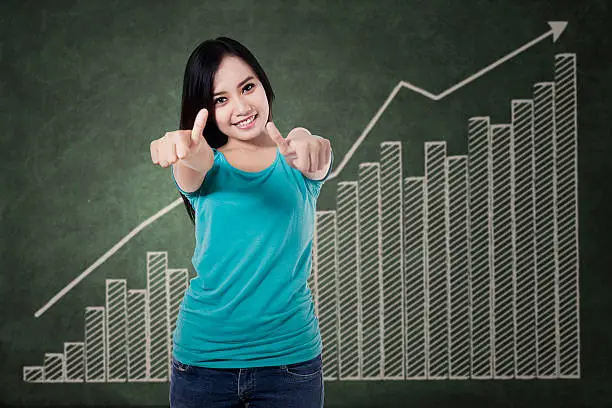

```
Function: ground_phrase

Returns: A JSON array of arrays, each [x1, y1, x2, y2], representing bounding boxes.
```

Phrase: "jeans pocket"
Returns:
[[171, 357, 194, 374], [282, 353, 322, 378]]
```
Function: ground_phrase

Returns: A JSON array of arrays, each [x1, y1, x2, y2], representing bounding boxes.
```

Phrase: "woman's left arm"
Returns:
[[266, 123, 332, 180]]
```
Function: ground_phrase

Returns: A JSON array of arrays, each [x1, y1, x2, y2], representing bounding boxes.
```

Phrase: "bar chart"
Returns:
[[23, 53, 578, 383], [313, 53, 579, 381], [23, 253, 189, 383]]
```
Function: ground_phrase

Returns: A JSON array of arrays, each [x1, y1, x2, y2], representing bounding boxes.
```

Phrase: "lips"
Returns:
[[233, 114, 257, 126]]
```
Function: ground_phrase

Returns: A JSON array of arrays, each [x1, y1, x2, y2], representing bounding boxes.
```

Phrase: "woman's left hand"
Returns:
[[266, 121, 331, 174]]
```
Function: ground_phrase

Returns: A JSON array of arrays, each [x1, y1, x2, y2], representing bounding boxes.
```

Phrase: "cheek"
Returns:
[[215, 108, 231, 128], [254, 88, 269, 107]]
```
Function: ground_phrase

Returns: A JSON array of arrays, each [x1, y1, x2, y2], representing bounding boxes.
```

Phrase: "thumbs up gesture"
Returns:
[[266, 121, 331, 175], [150, 108, 213, 173]]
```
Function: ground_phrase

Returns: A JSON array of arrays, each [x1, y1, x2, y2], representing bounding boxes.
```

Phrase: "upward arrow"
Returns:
[[327, 21, 568, 181], [431, 21, 568, 100], [549, 21, 568, 42]]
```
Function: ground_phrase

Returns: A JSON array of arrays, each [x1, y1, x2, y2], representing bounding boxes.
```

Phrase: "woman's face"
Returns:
[[212, 55, 270, 143]]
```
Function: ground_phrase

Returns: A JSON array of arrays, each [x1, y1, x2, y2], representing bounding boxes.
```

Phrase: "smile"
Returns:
[[234, 114, 257, 129]]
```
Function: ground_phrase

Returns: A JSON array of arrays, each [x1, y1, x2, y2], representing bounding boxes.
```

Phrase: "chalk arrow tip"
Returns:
[[548, 21, 568, 42]]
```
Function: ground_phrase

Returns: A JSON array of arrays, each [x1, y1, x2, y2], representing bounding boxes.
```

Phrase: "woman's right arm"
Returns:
[[150, 108, 213, 193], [172, 147, 214, 193]]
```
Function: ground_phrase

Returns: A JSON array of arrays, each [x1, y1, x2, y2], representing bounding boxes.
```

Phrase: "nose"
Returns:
[[232, 95, 251, 115]]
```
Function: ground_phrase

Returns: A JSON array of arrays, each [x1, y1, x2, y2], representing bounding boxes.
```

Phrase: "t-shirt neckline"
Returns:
[[215, 147, 280, 176]]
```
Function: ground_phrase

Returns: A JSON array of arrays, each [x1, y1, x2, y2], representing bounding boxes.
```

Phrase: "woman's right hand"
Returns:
[[150, 108, 213, 172]]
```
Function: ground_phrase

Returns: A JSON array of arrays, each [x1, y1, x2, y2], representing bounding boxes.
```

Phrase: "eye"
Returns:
[[214, 83, 254, 105]]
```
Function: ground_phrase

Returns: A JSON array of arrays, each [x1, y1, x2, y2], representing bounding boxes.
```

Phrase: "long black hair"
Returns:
[[178, 36, 275, 224]]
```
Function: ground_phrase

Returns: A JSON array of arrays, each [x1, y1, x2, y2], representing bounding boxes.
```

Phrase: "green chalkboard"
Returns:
[[2, 0, 611, 407]]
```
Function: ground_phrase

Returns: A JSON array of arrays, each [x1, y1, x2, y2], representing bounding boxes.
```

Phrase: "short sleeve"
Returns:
[[303, 149, 334, 198]]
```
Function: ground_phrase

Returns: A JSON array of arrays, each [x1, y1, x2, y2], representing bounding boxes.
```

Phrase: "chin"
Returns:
[[232, 127, 264, 140]]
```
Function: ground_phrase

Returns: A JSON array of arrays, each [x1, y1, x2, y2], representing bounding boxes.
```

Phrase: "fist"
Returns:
[[150, 108, 210, 168], [266, 122, 331, 173]]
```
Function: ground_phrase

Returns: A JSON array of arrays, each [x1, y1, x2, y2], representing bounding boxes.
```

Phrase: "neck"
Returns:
[[223, 130, 277, 151]]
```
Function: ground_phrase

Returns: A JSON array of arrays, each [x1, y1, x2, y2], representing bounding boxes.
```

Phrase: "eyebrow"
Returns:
[[213, 76, 255, 97]]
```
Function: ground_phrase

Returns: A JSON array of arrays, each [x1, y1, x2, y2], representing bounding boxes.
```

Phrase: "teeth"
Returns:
[[236, 115, 256, 127]]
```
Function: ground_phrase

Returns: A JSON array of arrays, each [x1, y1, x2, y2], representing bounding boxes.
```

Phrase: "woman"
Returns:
[[150, 36, 333, 408]]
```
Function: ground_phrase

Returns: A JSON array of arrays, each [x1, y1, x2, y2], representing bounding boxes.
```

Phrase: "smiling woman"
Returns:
[[210, 56, 273, 148], [151, 37, 332, 408]]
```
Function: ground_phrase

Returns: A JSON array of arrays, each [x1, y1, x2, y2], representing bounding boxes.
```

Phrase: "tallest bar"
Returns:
[[554, 53, 579, 378]]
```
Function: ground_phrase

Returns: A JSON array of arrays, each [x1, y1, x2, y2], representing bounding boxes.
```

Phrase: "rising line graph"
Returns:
[[34, 21, 568, 319]]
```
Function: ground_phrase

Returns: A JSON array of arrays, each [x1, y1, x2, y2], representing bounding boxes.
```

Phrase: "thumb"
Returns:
[[191, 108, 208, 146], [266, 121, 292, 155]]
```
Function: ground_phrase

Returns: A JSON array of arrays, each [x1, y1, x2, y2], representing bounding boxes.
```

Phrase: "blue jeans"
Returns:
[[169, 353, 324, 408]]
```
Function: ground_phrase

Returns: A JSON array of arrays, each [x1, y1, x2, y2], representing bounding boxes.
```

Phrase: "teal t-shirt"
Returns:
[[170, 146, 333, 368]]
